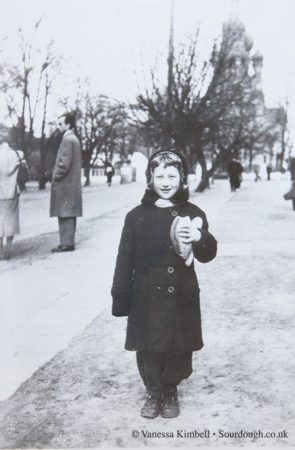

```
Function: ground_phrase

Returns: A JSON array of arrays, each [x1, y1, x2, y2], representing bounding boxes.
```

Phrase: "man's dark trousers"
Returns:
[[58, 217, 76, 246]]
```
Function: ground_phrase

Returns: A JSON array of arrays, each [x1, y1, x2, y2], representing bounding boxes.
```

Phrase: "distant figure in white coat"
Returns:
[[0, 130, 26, 260]]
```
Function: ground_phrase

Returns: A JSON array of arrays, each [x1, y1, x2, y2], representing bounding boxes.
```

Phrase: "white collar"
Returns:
[[154, 198, 174, 208]]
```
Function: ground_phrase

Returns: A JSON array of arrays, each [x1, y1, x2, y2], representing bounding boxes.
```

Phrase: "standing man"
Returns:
[[227, 158, 243, 192], [50, 113, 82, 252], [266, 163, 272, 181], [105, 161, 114, 187]]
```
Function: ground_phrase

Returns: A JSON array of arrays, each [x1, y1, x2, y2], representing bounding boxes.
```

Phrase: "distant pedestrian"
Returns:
[[105, 162, 114, 187], [289, 157, 295, 181], [50, 113, 82, 253], [283, 157, 295, 210], [227, 158, 243, 192], [266, 164, 272, 181], [253, 164, 261, 182], [111, 149, 217, 419], [0, 130, 27, 260], [283, 182, 295, 210]]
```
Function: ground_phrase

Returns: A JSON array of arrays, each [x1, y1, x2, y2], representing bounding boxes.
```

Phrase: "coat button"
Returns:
[[167, 266, 174, 274], [171, 210, 178, 217], [168, 286, 175, 293]]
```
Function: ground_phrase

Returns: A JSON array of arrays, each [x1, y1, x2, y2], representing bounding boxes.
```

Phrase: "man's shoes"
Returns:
[[161, 390, 180, 418], [51, 245, 75, 253], [140, 395, 162, 418]]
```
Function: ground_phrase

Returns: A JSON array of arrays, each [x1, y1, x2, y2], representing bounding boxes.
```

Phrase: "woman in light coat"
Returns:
[[0, 132, 25, 260]]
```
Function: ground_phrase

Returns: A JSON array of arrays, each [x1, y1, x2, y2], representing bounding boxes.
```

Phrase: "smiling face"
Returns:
[[152, 163, 181, 200]]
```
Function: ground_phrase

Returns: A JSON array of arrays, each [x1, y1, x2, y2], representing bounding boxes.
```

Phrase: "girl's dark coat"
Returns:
[[111, 201, 217, 353]]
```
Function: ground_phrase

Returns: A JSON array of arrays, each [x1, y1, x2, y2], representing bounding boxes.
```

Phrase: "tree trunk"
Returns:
[[195, 174, 210, 192], [19, 101, 27, 192], [195, 149, 227, 192], [38, 143, 47, 190], [20, 90, 26, 157], [38, 80, 49, 190], [248, 146, 253, 170], [183, 146, 196, 173], [81, 144, 92, 187], [280, 129, 286, 171], [84, 164, 91, 187], [195, 154, 209, 192], [39, 179, 46, 190]]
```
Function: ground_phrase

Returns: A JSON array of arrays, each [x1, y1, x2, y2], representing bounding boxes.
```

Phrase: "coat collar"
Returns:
[[64, 129, 74, 138]]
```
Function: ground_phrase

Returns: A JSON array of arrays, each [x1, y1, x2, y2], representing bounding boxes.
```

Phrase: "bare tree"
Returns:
[[1, 19, 62, 190], [16, 18, 43, 157], [38, 42, 61, 189], [134, 27, 249, 191], [61, 86, 131, 186], [276, 104, 288, 170]]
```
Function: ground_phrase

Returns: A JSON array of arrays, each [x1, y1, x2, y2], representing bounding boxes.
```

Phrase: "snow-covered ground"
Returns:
[[0, 177, 294, 448]]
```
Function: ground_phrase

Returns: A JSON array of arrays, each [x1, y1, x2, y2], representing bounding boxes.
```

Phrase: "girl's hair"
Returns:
[[148, 151, 185, 187], [142, 149, 189, 205]]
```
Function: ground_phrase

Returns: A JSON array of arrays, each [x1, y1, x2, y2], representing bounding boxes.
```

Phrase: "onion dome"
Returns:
[[252, 50, 263, 62]]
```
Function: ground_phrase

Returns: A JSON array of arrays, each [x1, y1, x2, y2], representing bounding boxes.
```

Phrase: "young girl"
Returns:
[[111, 149, 217, 418]]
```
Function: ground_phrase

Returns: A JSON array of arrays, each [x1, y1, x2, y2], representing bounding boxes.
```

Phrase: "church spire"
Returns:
[[230, 0, 240, 20]]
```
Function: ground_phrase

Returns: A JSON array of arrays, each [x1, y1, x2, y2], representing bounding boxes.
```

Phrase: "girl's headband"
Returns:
[[150, 151, 182, 164]]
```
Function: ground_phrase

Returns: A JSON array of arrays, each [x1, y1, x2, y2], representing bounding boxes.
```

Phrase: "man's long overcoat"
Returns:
[[50, 130, 82, 218], [112, 201, 217, 353]]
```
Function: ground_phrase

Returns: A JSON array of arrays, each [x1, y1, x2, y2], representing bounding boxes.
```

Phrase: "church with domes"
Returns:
[[219, 15, 287, 172]]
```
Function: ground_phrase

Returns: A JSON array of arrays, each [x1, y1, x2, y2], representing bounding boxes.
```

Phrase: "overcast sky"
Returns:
[[1, 0, 295, 136]]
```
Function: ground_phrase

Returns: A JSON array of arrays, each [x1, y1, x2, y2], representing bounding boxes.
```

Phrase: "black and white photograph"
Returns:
[[0, 0, 294, 448]]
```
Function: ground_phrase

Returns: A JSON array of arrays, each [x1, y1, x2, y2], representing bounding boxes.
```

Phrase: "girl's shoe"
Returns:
[[161, 392, 180, 418], [140, 395, 162, 418]]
